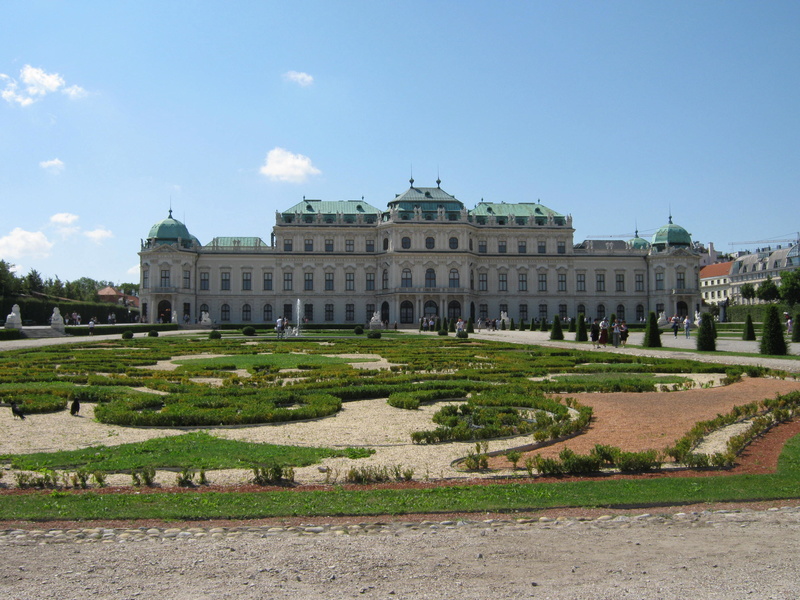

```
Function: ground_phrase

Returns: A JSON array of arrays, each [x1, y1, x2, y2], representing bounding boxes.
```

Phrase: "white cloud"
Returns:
[[1, 65, 86, 107], [259, 147, 321, 183], [40, 158, 65, 174], [50, 212, 79, 225], [126, 264, 140, 276], [84, 227, 113, 244], [283, 70, 314, 86], [0, 228, 53, 259]]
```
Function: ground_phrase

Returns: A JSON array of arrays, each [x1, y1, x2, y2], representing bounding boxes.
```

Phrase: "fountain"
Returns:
[[295, 298, 302, 337]]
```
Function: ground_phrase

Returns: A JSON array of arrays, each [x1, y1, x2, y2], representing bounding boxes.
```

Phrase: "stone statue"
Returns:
[[200, 311, 212, 325], [50, 307, 65, 333], [657, 311, 668, 326], [4, 304, 22, 329], [694, 310, 702, 327], [369, 311, 382, 330]]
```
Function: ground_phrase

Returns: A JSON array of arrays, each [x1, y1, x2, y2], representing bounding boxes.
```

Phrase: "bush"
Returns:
[[696, 313, 716, 352], [367, 330, 382, 339], [760, 305, 787, 356], [575, 314, 588, 342], [456, 330, 468, 339], [354, 325, 364, 335], [121, 330, 134, 340], [147, 329, 159, 337], [549, 317, 564, 340], [209, 329, 222, 340], [437, 329, 448, 336], [242, 326, 256, 336], [643, 312, 662, 348], [742, 314, 756, 341]]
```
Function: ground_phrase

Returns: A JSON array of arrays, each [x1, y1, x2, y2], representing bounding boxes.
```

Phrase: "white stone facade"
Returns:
[[139, 184, 702, 326]]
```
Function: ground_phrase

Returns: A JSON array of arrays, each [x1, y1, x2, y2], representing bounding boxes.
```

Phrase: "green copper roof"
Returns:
[[206, 237, 267, 248], [282, 199, 382, 219], [628, 229, 651, 249], [472, 201, 565, 225], [147, 210, 199, 247], [652, 217, 692, 248]]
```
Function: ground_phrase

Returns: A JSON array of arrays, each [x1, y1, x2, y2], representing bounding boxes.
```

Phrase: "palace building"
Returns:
[[139, 180, 701, 326]]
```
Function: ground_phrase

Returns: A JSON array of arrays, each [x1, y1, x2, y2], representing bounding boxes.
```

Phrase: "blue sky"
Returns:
[[2, 1, 799, 285]]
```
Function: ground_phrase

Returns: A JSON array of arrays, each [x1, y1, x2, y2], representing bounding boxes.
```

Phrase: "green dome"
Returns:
[[628, 229, 651, 250], [147, 210, 198, 248], [651, 217, 691, 249]]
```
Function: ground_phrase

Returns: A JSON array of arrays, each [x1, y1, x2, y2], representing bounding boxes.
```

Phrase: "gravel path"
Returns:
[[3, 506, 800, 599]]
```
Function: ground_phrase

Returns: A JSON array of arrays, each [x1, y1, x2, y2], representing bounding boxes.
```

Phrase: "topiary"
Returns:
[[367, 330, 382, 339], [242, 326, 256, 336], [549, 317, 564, 340], [742, 314, 756, 341], [456, 330, 468, 339], [760, 305, 787, 356], [148, 329, 159, 337], [509, 318, 516, 331], [466, 317, 474, 333], [576, 314, 588, 342], [696, 313, 716, 352], [354, 325, 364, 335], [539, 317, 548, 332], [209, 329, 222, 340], [121, 330, 134, 340], [568, 318, 576, 333], [642, 312, 662, 348]]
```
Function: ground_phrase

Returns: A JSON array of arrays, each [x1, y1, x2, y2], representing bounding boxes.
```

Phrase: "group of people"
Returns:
[[669, 314, 694, 338], [589, 317, 629, 349]]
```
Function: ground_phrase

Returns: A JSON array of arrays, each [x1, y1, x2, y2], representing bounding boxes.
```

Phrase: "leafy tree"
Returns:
[[643, 311, 662, 348], [575, 314, 588, 342], [756, 276, 780, 303], [549, 316, 564, 340], [44, 276, 66, 297], [0, 260, 21, 297], [740, 283, 756, 305], [779, 270, 800, 307], [21, 269, 45, 295], [742, 314, 756, 341], [696, 313, 716, 351], [760, 305, 787, 356]]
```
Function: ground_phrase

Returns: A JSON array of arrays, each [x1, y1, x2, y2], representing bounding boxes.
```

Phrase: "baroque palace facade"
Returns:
[[139, 180, 701, 327]]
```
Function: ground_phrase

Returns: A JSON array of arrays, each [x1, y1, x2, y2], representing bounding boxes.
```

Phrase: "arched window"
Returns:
[[221, 304, 230, 322], [401, 236, 411, 249], [425, 237, 435, 250], [636, 304, 645, 322], [263, 304, 273, 322], [596, 304, 606, 320], [401, 269, 412, 287], [425, 268, 436, 288], [448, 300, 461, 320], [616, 304, 625, 321], [424, 300, 438, 317], [449, 268, 460, 288], [242, 304, 251, 322], [577, 304, 586, 318], [199, 303, 209, 315], [400, 301, 414, 324], [382, 270, 388, 290], [449, 237, 458, 250]]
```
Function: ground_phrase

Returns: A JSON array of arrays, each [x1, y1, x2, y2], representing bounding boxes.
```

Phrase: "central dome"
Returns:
[[146, 210, 199, 248], [651, 217, 691, 249]]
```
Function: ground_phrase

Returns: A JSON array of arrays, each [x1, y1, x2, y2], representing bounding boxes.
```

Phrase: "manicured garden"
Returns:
[[1, 331, 799, 521]]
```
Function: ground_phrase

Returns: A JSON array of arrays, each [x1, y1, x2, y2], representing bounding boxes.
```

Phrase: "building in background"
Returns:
[[139, 181, 701, 326]]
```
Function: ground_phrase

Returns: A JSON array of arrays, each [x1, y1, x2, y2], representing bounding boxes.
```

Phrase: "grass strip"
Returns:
[[3, 435, 800, 522], [2, 432, 373, 471]]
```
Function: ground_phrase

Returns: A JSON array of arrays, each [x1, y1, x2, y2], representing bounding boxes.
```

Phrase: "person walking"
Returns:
[[590, 319, 600, 349], [683, 316, 692, 338]]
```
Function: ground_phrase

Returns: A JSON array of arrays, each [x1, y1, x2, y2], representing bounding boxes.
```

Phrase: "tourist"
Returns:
[[590, 318, 600, 349], [671, 315, 680, 337], [598, 317, 609, 348], [683, 315, 692, 338], [619, 320, 629, 347], [611, 319, 620, 348]]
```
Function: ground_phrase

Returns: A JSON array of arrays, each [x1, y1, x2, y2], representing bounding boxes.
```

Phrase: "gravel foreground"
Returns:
[[2, 506, 799, 599]]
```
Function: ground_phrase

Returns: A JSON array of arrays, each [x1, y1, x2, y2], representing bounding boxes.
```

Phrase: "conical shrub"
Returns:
[[643, 312, 662, 348], [696, 313, 716, 351], [576, 314, 588, 342], [760, 305, 787, 355], [742, 314, 756, 341], [550, 317, 564, 340]]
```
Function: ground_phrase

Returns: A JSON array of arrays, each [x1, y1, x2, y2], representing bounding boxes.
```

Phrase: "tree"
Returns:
[[549, 316, 564, 340], [0, 260, 21, 297], [21, 269, 45, 295], [742, 314, 756, 341], [756, 276, 780, 303], [779, 270, 800, 307], [696, 313, 716, 351], [760, 305, 787, 356], [643, 311, 662, 348], [575, 314, 588, 342], [794, 313, 800, 343], [740, 283, 756, 305]]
